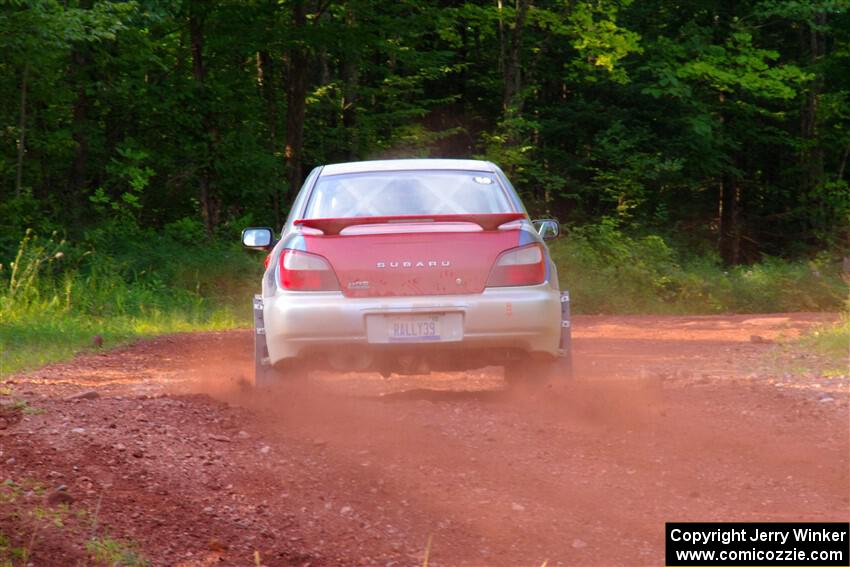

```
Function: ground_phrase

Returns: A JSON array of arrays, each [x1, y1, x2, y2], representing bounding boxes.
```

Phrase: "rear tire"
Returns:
[[504, 352, 573, 389], [255, 358, 306, 388], [254, 357, 277, 388], [253, 332, 277, 388], [252, 300, 306, 388], [556, 348, 574, 382], [253, 294, 275, 388]]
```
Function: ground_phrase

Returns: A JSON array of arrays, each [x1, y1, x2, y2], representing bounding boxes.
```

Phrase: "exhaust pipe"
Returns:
[[328, 349, 373, 371]]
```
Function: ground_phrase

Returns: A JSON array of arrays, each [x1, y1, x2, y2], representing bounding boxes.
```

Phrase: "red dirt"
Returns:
[[1, 313, 847, 566]]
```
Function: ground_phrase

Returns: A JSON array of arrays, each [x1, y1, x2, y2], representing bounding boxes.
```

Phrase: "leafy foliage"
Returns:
[[804, 315, 850, 360], [550, 221, 847, 314], [0, 230, 258, 376], [0, 0, 846, 260], [85, 536, 149, 567]]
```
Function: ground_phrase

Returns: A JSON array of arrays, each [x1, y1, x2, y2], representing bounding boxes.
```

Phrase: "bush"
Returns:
[[550, 221, 848, 314], [0, 229, 261, 376], [802, 314, 850, 362]]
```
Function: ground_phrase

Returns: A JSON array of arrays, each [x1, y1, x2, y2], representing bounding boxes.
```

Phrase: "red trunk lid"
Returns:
[[298, 216, 525, 297]]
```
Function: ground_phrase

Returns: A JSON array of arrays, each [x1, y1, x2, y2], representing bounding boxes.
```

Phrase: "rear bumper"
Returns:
[[263, 284, 561, 364]]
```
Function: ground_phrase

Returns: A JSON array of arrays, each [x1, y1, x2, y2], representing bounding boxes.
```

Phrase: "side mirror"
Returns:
[[532, 219, 560, 241], [242, 227, 274, 249]]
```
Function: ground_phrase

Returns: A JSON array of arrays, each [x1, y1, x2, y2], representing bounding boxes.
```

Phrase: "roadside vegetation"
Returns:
[[0, 478, 149, 566], [802, 314, 850, 368], [0, 226, 259, 376], [550, 221, 848, 315]]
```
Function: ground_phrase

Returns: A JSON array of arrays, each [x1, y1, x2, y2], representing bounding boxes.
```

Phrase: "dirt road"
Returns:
[[1, 314, 848, 566]]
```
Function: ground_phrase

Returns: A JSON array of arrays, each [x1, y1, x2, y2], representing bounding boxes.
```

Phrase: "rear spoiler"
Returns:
[[294, 213, 526, 235]]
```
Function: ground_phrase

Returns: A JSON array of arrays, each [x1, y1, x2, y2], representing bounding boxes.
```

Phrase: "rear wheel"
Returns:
[[253, 294, 272, 387], [253, 329, 278, 388], [255, 358, 304, 388], [504, 352, 573, 389], [254, 361, 276, 388], [253, 295, 304, 387]]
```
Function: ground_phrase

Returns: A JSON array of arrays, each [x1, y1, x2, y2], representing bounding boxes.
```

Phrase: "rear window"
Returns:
[[304, 170, 514, 218]]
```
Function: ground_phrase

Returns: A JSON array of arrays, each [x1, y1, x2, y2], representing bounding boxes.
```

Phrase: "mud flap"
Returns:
[[252, 295, 305, 387], [559, 290, 571, 354], [558, 290, 574, 381], [253, 295, 270, 380]]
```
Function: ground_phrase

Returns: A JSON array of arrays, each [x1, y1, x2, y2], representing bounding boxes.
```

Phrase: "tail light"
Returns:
[[278, 249, 340, 291], [486, 243, 546, 287]]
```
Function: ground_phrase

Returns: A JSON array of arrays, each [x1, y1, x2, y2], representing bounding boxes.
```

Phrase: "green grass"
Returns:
[[0, 229, 259, 377], [550, 221, 848, 314], [802, 314, 850, 365], [0, 531, 27, 567], [0, 303, 243, 376], [85, 536, 150, 567], [0, 478, 149, 567], [3, 399, 43, 416]]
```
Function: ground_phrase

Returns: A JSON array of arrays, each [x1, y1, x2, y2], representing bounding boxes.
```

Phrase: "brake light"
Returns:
[[485, 243, 546, 287], [278, 249, 340, 291]]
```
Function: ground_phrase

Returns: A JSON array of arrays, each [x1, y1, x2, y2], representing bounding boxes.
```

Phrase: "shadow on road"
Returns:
[[375, 387, 509, 403]]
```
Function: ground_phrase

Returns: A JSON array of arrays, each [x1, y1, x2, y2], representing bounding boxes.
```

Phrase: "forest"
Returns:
[[1, 0, 849, 373], [1, 0, 849, 258]]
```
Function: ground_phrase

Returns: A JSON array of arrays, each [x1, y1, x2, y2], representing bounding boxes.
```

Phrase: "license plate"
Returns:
[[387, 315, 441, 342]]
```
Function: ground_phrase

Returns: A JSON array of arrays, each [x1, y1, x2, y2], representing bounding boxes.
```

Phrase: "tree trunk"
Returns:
[[342, 7, 359, 160], [718, 173, 741, 266], [497, 0, 505, 75], [15, 61, 28, 198], [837, 137, 850, 183], [800, 12, 826, 232], [716, 92, 742, 266], [70, 47, 90, 199], [284, 0, 309, 202], [189, 3, 215, 237], [502, 0, 528, 114], [258, 51, 282, 228]]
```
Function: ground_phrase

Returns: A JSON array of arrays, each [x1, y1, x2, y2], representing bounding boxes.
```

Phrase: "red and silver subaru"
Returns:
[[242, 159, 572, 387]]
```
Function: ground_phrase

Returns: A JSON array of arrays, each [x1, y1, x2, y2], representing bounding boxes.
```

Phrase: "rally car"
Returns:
[[241, 159, 572, 387]]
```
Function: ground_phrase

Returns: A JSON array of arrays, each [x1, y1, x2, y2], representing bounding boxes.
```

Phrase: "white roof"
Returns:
[[320, 158, 496, 176]]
